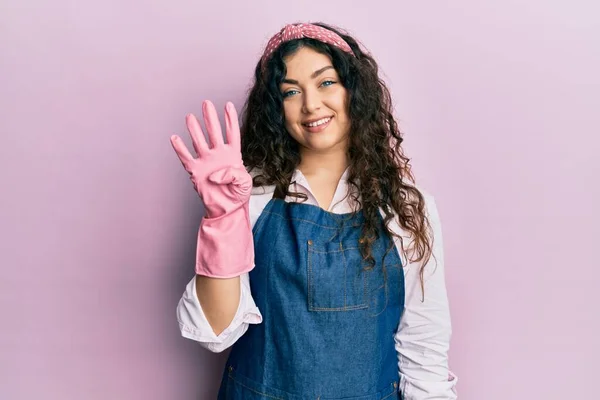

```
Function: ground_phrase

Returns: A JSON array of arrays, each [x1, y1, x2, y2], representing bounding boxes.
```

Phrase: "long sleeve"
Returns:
[[176, 271, 263, 353], [394, 194, 458, 399], [176, 185, 273, 353]]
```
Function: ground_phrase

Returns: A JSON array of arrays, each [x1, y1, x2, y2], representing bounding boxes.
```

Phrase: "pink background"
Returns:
[[1, 1, 598, 399]]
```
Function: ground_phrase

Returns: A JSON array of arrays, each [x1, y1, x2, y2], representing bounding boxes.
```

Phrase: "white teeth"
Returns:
[[305, 117, 331, 127]]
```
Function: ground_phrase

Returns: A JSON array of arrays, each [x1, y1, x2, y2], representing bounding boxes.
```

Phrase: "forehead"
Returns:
[[283, 47, 335, 77]]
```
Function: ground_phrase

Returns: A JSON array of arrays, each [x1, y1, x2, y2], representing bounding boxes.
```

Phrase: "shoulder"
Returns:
[[383, 182, 441, 258], [416, 185, 439, 222], [247, 167, 275, 194], [400, 182, 439, 221], [415, 185, 441, 230], [385, 181, 438, 220], [247, 167, 275, 227]]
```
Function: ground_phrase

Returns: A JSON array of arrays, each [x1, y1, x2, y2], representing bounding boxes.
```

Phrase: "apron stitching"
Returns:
[[340, 241, 348, 308], [228, 371, 285, 400], [260, 210, 362, 229], [307, 239, 313, 310]]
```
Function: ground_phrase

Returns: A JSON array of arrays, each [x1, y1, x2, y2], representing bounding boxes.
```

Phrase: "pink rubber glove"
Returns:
[[170, 100, 254, 278]]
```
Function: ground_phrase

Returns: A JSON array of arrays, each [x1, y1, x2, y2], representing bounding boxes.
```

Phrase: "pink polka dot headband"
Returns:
[[261, 23, 355, 70]]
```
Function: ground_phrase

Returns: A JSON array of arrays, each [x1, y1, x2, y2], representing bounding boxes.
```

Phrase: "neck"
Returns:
[[297, 149, 349, 179]]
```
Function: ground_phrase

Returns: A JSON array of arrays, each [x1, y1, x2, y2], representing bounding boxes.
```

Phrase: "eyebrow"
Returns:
[[282, 66, 335, 84]]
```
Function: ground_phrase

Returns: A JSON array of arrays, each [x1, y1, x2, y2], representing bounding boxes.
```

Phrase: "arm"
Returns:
[[177, 272, 262, 353], [175, 186, 273, 353], [395, 195, 458, 399], [171, 100, 263, 352], [195, 275, 241, 336]]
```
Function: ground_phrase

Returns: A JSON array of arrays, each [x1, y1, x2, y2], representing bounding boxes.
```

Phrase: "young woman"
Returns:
[[172, 22, 457, 400]]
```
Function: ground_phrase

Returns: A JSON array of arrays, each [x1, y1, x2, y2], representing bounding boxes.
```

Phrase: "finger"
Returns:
[[202, 100, 224, 148], [170, 135, 194, 165], [208, 166, 252, 194], [185, 113, 209, 157], [231, 168, 253, 196], [224, 102, 241, 151]]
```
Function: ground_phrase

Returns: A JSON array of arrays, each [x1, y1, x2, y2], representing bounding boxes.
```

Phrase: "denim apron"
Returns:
[[217, 197, 405, 399]]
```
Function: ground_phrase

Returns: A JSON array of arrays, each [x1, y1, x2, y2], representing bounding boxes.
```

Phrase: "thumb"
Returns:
[[207, 166, 252, 193]]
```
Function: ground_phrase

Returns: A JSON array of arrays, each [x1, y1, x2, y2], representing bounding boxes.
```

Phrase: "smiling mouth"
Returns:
[[302, 117, 332, 128], [302, 116, 333, 134]]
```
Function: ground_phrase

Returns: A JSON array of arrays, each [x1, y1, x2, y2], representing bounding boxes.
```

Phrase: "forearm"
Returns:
[[195, 274, 241, 336]]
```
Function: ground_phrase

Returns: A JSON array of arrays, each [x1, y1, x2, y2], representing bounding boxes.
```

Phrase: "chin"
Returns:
[[288, 123, 350, 152], [304, 134, 348, 153]]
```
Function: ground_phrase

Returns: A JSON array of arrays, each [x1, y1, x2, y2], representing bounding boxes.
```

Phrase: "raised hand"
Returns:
[[170, 100, 255, 278], [170, 100, 252, 219]]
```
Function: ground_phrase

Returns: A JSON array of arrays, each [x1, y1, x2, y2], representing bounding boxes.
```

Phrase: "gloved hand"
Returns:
[[170, 100, 254, 278]]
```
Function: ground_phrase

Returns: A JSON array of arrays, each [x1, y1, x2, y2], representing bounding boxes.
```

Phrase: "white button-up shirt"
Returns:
[[177, 168, 458, 399]]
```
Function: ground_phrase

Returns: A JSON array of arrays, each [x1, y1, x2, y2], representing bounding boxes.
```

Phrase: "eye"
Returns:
[[321, 80, 336, 87], [282, 89, 299, 98]]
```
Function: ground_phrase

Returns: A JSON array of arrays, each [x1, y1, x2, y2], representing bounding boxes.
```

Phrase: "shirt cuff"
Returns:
[[177, 274, 262, 352], [400, 370, 458, 400]]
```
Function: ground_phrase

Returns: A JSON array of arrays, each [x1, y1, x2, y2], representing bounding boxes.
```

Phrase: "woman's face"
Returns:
[[280, 46, 351, 155]]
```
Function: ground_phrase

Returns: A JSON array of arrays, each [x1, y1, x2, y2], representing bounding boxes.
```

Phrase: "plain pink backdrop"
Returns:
[[1, 1, 598, 399]]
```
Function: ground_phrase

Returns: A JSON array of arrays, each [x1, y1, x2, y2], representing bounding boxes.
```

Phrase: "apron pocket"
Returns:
[[307, 239, 369, 311]]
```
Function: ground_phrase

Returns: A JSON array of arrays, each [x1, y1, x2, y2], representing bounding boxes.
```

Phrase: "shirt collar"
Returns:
[[291, 166, 350, 190], [250, 166, 352, 200]]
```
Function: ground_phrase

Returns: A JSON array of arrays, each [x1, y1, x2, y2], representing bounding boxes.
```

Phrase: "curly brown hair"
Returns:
[[240, 22, 434, 295]]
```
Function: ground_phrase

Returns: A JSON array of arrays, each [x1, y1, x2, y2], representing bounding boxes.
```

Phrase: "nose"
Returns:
[[301, 87, 322, 114]]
